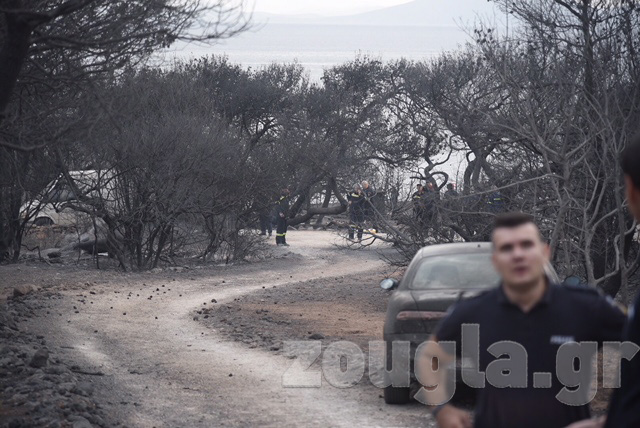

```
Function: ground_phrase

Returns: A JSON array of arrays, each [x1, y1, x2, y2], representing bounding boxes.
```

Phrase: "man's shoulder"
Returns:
[[553, 283, 624, 313], [559, 281, 600, 291], [554, 283, 603, 302]]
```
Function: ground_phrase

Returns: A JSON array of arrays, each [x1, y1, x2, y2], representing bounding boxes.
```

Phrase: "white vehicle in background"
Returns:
[[21, 170, 114, 227]]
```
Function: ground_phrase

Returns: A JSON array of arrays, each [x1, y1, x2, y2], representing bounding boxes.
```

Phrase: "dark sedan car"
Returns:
[[380, 242, 559, 404]]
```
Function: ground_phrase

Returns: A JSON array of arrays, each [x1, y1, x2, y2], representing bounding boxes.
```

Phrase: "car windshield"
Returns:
[[410, 252, 500, 290]]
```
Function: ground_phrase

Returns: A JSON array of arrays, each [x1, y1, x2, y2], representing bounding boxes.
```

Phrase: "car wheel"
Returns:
[[34, 217, 54, 226], [383, 385, 411, 404]]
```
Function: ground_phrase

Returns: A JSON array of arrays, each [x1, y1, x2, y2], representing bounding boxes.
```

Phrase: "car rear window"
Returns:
[[410, 252, 500, 290]]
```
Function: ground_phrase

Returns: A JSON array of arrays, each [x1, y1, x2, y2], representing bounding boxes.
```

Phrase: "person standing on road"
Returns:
[[445, 183, 458, 199], [420, 212, 626, 428], [412, 184, 427, 225], [568, 134, 640, 428], [275, 188, 290, 246], [347, 184, 365, 241]]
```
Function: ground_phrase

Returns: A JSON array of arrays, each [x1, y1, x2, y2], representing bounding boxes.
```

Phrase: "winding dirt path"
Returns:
[[20, 231, 432, 427]]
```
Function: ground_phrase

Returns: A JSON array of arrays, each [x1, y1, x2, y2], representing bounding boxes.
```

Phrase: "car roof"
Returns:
[[415, 242, 493, 259]]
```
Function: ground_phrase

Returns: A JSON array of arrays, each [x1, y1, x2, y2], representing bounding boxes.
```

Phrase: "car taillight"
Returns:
[[396, 311, 447, 321]]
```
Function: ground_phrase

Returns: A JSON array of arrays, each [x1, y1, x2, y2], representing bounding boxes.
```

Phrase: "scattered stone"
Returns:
[[68, 415, 92, 428], [72, 381, 95, 397], [13, 285, 37, 297], [45, 249, 62, 259], [29, 349, 49, 368]]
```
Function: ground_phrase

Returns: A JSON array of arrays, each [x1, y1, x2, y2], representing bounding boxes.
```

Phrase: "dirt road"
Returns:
[[9, 231, 433, 427]]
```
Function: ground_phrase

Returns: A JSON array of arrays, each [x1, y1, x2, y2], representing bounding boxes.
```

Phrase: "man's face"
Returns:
[[492, 223, 550, 290]]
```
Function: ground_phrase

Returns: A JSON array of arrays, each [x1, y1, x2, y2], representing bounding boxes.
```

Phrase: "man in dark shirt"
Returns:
[[599, 134, 640, 428], [420, 213, 626, 428]]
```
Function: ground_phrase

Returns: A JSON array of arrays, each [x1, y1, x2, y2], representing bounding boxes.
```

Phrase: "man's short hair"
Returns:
[[621, 133, 640, 188], [417, 183, 423, 188], [491, 213, 542, 244], [493, 212, 536, 231], [447, 183, 454, 190]]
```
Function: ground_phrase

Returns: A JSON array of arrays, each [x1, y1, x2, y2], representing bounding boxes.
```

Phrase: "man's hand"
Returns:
[[279, 212, 284, 218], [435, 404, 473, 428], [565, 416, 606, 428]]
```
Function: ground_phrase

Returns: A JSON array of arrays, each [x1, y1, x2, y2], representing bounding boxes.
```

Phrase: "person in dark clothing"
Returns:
[[412, 184, 427, 224], [420, 213, 626, 428], [569, 135, 640, 428], [486, 185, 506, 213], [274, 188, 290, 246], [347, 184, 365, 241], [259, 213, 272, 236], [445, 183, 458, 198]]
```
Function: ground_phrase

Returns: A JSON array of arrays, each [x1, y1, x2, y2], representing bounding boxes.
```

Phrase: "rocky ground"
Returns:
[[0, 229, 618, 427], [1, 289, 107, 428], [201, 268, 395, 352], [0, 231, 433, 427]]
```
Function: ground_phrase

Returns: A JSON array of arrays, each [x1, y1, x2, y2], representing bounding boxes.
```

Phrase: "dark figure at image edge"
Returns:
[[603, 133, 640, 428]]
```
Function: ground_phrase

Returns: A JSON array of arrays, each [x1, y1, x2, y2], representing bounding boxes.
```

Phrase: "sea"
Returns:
[[156, 23, 473, 81]]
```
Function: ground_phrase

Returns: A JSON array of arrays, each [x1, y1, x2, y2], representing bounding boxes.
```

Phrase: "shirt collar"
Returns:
[[496, 279, 556, 308]]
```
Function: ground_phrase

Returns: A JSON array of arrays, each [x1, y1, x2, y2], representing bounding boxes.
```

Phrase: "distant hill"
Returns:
[[250, 0, 500, 28]]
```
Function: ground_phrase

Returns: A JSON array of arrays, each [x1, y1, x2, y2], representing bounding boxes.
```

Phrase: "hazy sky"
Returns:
[[250, 0, 413, 16]]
